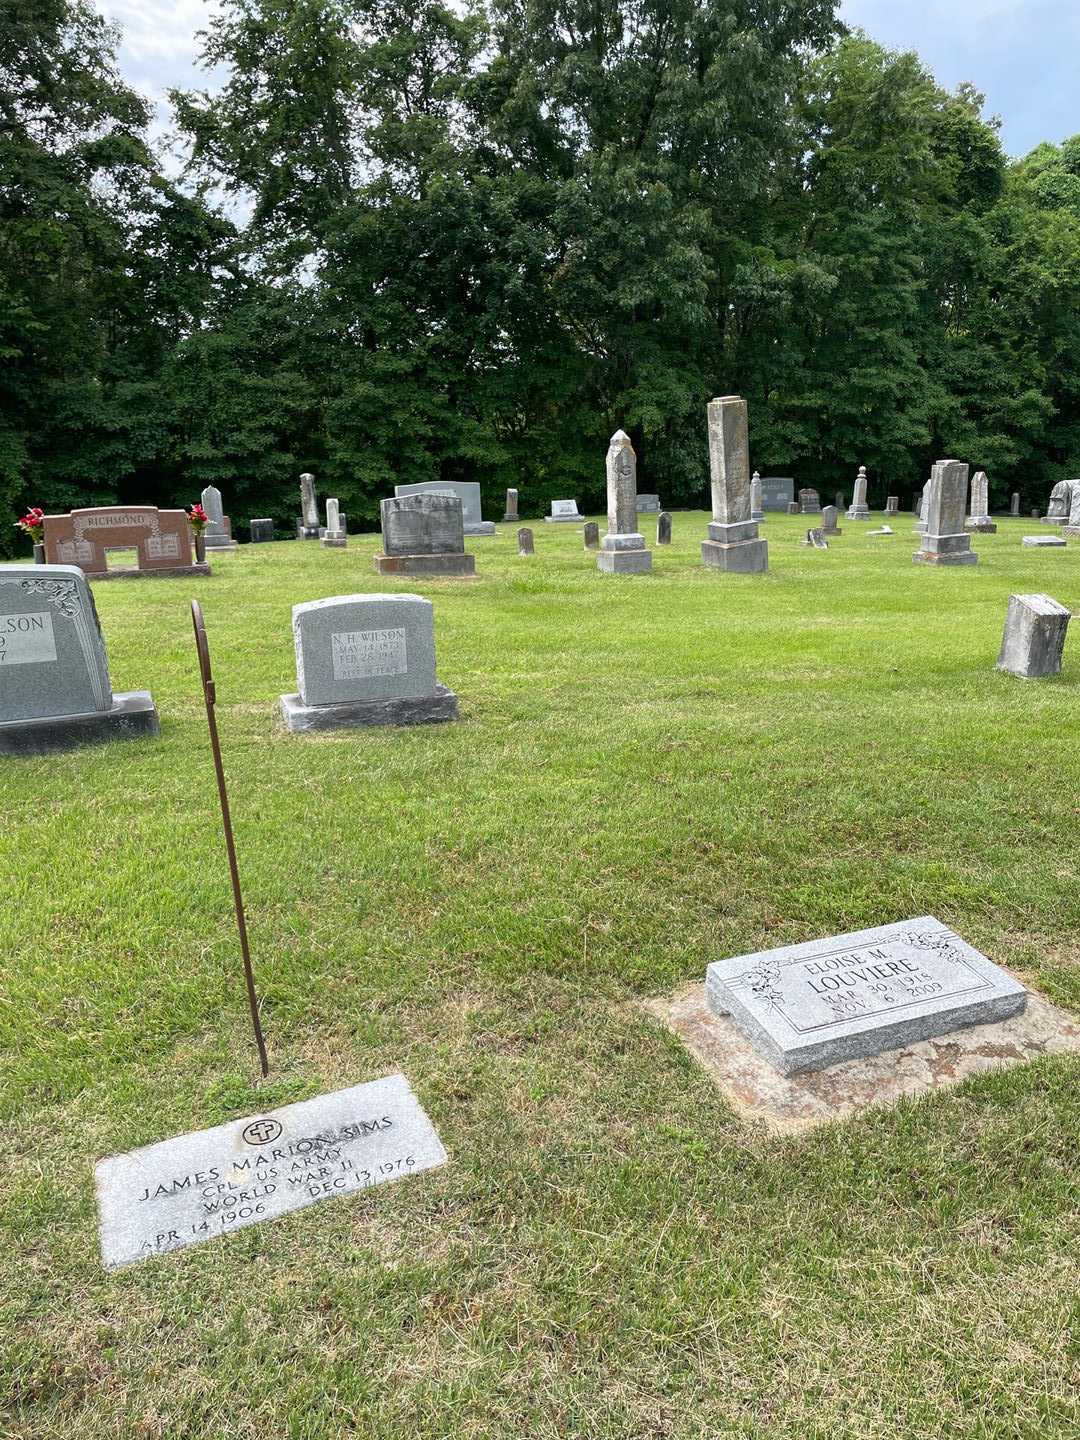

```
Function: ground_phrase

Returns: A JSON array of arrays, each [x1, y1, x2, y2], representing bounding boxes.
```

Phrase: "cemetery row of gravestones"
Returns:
[[5, 395, 1076, 1270], [4, 396, 1075, 758]]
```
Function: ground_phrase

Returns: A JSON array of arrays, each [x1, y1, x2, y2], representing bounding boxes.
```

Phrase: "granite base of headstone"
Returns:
[[705, 916, 1026, 1076], [657, 512, 672, 545], [1022, 535, 1066, 548], [373, 495, 475, 577], [965, 520, 997, 534], [0, 565, 159, 755], [997, 593, 1071, 678], [545, 500, 583, 523], [95, 1073, 446, 1270], [598, 543, 652, 573], [517, 527, 534, 555], [583, 521, 599, 549], [280, 593, 458, 731], [249, 519, 274, 543]]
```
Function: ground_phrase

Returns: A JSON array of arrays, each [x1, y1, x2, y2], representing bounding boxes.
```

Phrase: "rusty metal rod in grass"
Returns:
[[190, 598, 270, 1077]]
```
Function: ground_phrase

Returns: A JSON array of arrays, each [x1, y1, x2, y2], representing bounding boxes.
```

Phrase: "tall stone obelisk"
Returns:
[[700, 396, 767, 573], [597, 431, 651, 573]]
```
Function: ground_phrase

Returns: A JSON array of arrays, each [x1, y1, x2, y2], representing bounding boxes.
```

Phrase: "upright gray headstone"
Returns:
[[298, 473, 320, 538], [700, 396, 767, 573], [885, 496, 899, 515], [249, 518, 274, 543], [834, 490, 845, 510], [799, 488, 821, 514], [636, 493, 660, 514], [1011, 492, 1020, 516], [0, 565, 158, 753], [705, 916, 1026, 1075], [821, 504, 841, 536], [394, 481, 494, 536], [966, 470, 997, 533], [657, 511, 672, 545], [583, 520, 599, 549], [997, 593, 1071, 678], [759, 477, 794, 511], [504, 488, 519, 522], [374, 495, 475, 576], [750, 472, 764, 521], [200, 486, 237, 552], [786, 502, 800, 515], [846, 466, 870, 521], [280, 593, 458, 730], [1062, 480, 1080, 536], [517, 526, 534, 555], [914, 477, 932, 533], [598, 430, 651, 573], [321, 498, 347, 549], [913, 459, 977, 566]]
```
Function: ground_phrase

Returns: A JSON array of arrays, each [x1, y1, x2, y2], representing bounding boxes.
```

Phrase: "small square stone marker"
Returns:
[[997, 592, 1071, 678], [95, 1073, 447, 1270], [705, 916, 1026, 1075]]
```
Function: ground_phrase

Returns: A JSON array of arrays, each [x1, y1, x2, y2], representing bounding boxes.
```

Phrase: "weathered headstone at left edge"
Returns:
[[95, 1073, 446, 1270], [701, 396, 767, 573], [597, 430, 651, 573], [0, 564, 158, 754], [706, 916, 1026, 1075], [281, 593, 458, 731]]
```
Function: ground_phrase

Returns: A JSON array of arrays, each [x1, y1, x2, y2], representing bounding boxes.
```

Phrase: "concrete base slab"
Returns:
[[597, 548, 652, 573], [0, 691, 160, 756], [1023, 536, 1067, 548], [88, 565, 210, 581], [373, 552, 475, 577], [466, 523, 496, 536], [701, 538, 768, 573], [965, 521, 997, 533], [644, 983, 1080, 1134], [320, 536, 348, 548], [912, 550, 978, 566], [543, 515, 583, 523], [280, 683, 458, 732]]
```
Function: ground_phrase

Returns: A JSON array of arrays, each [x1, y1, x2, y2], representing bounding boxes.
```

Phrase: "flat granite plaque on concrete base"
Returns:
[[705, 916, 1026, 1075], [96, 1073, 447, 1270], [0, 691, 159, 755]]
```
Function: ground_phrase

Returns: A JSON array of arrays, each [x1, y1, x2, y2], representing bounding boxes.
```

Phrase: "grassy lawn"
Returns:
[[2, 511, 1078, 1439]]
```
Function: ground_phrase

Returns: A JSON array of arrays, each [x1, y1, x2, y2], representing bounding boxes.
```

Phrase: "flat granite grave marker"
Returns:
[[95, 1073, 447, 1270], [1022, 534, 1066, 548], [0, 564, 159, 753], [705, 916, 1025, 1075], [997, 593, 1071, 678], [281, 592, 457, 730]]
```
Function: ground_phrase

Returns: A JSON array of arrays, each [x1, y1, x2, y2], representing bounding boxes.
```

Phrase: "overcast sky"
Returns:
[[95, 0, 1079, 161]]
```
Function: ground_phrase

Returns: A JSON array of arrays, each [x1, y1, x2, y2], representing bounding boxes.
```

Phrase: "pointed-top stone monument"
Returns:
[[321, 498, 347, 548], [597, 430, 651, 573], [700, 397, 767, 573], [200, 486, 237, 552], [750, 471, 764, 521], [966, 470, 997, 533], [297, 473, 320, 539]]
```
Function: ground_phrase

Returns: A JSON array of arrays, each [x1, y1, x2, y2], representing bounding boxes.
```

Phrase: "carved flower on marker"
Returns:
[[904, 931, 955, 956], [745, 962, 783, 1007]]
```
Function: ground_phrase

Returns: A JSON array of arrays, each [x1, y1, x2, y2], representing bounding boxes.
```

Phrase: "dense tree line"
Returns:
[[4, 0, 1080, 553]]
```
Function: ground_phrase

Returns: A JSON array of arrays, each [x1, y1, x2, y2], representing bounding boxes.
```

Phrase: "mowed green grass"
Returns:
[[2, 511, 1078, 1440]]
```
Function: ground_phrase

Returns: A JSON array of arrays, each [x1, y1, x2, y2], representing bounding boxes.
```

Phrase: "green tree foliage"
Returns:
[[5, 1, 1080, 549]]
